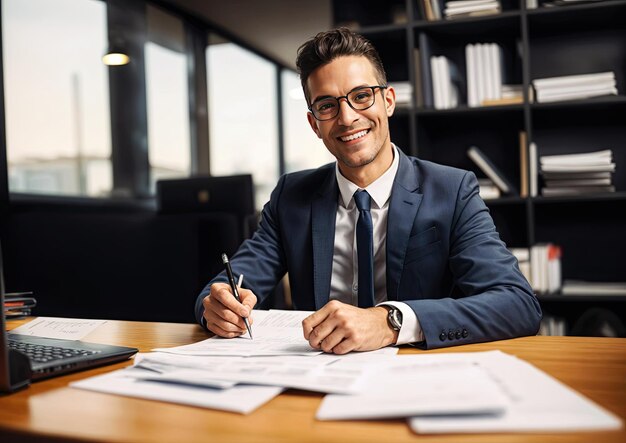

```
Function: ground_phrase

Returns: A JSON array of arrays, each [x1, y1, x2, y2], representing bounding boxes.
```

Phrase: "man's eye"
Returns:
[[353, 91, 372, 103], [316, 101, 336, 113]]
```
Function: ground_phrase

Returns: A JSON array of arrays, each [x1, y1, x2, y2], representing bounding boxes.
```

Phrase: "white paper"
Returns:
[[317, 351, 509, 420], [70, 367, 283, 415], [133, 351, 378, 394], [409, 352, 623, 433], [9, 317, 107, 340], [153, 309, 322, 357], [133, 353, 238, 389]]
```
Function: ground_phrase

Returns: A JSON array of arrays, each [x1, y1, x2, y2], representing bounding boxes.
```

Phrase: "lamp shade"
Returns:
[[103, 39, 130, 66]]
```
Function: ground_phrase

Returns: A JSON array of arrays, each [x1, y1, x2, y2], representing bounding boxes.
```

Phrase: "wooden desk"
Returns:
[[1, 319, 625, 443]]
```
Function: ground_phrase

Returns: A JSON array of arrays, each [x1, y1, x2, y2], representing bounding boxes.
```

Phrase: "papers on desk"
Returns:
[[69, 309, 622, 430], [153, 310, 321, 357], [409, 351, 623, 433], [317, 352, 509, 420], [9, 316, 107, 340], [132, 352, 375, 394], [70, 367, 283, 415], [70, 310, 398, 413]]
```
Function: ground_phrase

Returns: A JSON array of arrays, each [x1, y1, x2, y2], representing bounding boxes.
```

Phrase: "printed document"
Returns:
[[409, 351, 623, 433], [70, 366, 283, 414], [132, 352, 374, 394], [9, 317, 106, 340], [153, 310, 321, 356], [317, 351, 509, 420]]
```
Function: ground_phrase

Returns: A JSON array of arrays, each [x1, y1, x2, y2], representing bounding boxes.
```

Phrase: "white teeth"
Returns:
[[340, 130, 368, 142]]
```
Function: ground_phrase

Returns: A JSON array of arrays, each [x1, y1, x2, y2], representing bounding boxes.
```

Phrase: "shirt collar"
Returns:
[[335, 144, 400, 209]]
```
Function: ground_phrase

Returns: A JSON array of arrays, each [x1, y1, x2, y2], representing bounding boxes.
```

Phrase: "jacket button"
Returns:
[[462, 328, 468, 338], [439, 331, 447, 341], [447, 330, 455, 340], [455, 330, 462, 339]]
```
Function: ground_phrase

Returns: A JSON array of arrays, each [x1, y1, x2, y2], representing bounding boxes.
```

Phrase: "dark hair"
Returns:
[[296, 28, 387, 104]]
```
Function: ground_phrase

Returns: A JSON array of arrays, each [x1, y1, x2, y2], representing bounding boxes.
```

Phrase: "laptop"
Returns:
[[0, 242, 137, 393]]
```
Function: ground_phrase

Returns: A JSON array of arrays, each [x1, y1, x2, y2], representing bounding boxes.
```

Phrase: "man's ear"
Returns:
[[384, 86, 396, 117], [307, 112, 322, 139]]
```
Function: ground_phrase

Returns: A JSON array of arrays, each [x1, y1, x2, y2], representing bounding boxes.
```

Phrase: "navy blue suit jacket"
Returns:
[[196, 149, 541, 349]]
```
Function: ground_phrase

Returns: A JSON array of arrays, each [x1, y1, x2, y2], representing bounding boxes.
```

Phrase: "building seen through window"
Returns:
[[281, 69, 333, 174], [206, 35, 279, 210], [145, 5, 191, 193], [2, 0, 112, 197]]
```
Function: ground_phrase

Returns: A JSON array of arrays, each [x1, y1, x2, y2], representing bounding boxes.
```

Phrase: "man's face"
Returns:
[[306, 56, 396, 183]]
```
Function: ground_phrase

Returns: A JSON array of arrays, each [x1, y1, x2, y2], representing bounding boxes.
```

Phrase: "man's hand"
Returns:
[[202, 282, 257, 338], [302, 300, 398, 354]]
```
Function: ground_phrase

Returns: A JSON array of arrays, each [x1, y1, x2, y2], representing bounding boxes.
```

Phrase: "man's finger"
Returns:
[[302, 304, 332, 339], [239, 289, 257, 315], [211, 284, 249, 317], [319, 328, 347, 354], [207, 320, 245, 338]]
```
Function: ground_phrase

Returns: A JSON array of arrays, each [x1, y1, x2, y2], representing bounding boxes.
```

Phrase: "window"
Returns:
[[206, 36, 279, 209], [2, 0, 111, 197], [145, 5, 190, 192], [281, 70, 333, 173]]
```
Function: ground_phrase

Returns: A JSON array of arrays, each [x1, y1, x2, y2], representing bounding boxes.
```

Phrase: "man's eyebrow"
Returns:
[[310, 94, 333, 104], [310, 85, 371, 105]]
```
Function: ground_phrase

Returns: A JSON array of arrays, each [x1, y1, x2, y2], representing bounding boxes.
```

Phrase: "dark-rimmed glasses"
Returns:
[[308, 85, 387, 121]]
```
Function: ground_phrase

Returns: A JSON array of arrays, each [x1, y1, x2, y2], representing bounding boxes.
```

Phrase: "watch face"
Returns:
[[388, 308, 402, 330]]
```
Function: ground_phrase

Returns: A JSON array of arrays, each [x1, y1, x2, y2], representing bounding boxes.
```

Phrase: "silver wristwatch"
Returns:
[[387, 307, 403, 331]]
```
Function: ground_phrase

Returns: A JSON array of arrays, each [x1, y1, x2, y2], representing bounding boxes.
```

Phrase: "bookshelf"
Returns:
[[331, 0, 626, 336]]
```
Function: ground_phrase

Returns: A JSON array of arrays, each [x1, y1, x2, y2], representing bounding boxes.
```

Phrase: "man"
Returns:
[[196, 28, 541, 353]]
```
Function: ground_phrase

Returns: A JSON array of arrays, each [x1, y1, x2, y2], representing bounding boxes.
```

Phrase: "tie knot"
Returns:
[[354, 190, 371, 212]]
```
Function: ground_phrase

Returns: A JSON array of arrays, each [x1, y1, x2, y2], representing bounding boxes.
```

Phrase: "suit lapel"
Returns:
[[311, 168, 338, 309], [386, 151, 423, 301]]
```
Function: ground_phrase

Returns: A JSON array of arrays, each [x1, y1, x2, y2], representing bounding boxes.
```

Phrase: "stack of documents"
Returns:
[[532, 72, 618, 103], [71, 310, 396, 414], [540, 149, 615, 196], [389, 82, 413, 109], [409, 351, 621, 433], [3, 291, 36, 318], [69, 310, 622, 434], [444, 0, 501, 18]]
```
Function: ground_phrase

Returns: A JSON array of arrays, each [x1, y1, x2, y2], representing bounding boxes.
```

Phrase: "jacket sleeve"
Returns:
[[195, 175, 288, 326], [406, 171, 542, 349]]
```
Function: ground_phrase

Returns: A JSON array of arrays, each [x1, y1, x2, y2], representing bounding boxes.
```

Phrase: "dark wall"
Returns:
[[3, 198, 241, 323]]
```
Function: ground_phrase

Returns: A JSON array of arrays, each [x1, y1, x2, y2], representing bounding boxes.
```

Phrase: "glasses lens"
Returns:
[[348, 87, 375, 109], [312, 98, 339, 120]]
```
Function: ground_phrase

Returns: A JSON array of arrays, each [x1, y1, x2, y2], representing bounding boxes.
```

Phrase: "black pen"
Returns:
[[221, 253, 253, 339]]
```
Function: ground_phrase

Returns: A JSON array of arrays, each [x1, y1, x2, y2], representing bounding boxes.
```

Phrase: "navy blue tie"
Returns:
[[354, 190, 374, 308]]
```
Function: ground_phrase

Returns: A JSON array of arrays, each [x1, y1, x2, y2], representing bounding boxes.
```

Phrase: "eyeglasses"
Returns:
[[308, 85, 387, 121]]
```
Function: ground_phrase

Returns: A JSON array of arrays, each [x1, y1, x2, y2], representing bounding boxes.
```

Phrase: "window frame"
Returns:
[[0, 0, 292, 207]]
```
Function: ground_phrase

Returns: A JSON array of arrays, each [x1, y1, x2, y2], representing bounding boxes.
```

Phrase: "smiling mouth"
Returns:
[[338, 129, 370, 142]]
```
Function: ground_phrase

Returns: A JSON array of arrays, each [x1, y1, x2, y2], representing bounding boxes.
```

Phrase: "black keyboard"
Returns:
[[9, 340, 100, 363]]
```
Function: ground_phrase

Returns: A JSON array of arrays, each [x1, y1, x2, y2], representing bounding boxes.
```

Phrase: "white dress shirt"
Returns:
[[329, 144, 424, 344]]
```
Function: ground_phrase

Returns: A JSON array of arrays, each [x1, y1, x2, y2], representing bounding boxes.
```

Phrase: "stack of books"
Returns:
[[540, 149, 616, 197], [539, 315, 567, 336], [465, 43, 523, 107], [3, 291, 36, 318], [467, 146, 517, 195], [562, 281, 626, 296], [430, 56, 462, 109], [542, 0, 609, 8], [444, 0, 501, 18], [389, 82, 413, 109], [510, 248, 531, 283], [510, 244, 562, 294], [532, 72, 618, 103], [477, 178, 501, 200]]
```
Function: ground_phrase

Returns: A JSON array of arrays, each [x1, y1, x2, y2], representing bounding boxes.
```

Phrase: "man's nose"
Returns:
[[336, 98, 360, 126]]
